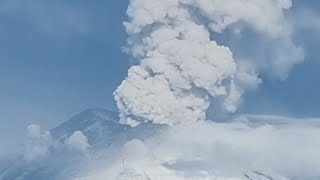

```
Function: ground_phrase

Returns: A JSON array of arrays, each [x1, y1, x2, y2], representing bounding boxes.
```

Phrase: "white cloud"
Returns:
[[65, 131, 90, 153], [76, 117, 320, 180], [23, 125, 91, 162], [23, 124, 52, 162]]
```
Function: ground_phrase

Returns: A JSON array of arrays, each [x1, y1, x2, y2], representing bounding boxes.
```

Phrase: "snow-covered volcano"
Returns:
[[0, 108, 302, 180], [0, 108, 167, 179]]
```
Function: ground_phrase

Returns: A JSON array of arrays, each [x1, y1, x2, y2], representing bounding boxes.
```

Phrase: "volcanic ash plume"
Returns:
[[114, 0, 303, 126]]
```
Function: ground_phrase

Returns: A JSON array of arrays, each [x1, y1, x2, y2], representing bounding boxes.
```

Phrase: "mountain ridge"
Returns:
[[0, 108, 292, 180]]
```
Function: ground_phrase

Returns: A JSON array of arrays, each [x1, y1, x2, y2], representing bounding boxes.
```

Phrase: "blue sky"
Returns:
[[0, 0, 319, 154], [0, 0, 131, 153]]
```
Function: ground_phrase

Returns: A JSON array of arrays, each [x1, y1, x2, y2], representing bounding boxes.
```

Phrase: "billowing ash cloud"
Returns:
[[114, 0, 304, 126]]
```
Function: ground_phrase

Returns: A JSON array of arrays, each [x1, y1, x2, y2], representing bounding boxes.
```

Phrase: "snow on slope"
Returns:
[[0, 109, 167, 180], [3, 109, 320, 180]]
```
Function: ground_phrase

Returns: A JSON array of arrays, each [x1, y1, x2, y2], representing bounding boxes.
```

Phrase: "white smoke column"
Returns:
[[23, 125, 52, 162], [65, 131, 90, 153], [114, 0, 303, 126]]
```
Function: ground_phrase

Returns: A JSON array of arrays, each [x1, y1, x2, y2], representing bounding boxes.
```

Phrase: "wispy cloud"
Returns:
[[291, 8, 320, 39], [0, 0, 89, 35]]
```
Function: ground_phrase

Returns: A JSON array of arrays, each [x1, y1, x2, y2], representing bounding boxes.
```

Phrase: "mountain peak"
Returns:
[[50, 108, 120, 141], [68, 108, 118, 123]]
